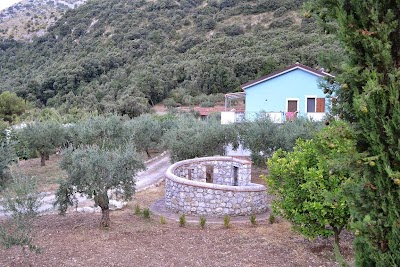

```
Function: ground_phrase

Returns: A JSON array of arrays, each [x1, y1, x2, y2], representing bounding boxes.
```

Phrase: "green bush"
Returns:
[[199, 216, 206, 229], [160, 216, 166, 224], [179, 214, 186, 227], [134, 204, 141, 215], [269, 214, 276, 224], [266, 121, 358, 249], [223, 215, 231, 229], [250, 214, 256, 226], [142, 208, 151, 219], [200, 100, 215, 108]]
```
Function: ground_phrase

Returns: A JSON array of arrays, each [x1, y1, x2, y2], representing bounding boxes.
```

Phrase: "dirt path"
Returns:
[[136, 152, 171, 192], [0, 153, 171, 216]]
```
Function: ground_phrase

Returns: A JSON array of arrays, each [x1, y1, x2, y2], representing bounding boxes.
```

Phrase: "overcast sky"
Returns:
[[0, 0, 23, 11]]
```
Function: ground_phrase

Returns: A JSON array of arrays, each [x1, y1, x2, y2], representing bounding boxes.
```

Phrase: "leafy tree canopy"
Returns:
[[55, 144, 145, 227], [0, 91, 29, 124], [266, 121, 358, 249]]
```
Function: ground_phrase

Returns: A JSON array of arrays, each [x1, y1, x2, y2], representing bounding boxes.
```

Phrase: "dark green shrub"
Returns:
[[200, 100, 215, 108], [142, 208, 150, 219], [250, 214, 256, 225], [134, 204, 141, 215], [269, 214, 276, 224], [179, 214, 186, 227], [223, 215, 230, 228], [199, 216, 206, 229]]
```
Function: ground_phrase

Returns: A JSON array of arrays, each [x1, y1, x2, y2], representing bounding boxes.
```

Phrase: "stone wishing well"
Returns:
[[165, 156, 268, 216]]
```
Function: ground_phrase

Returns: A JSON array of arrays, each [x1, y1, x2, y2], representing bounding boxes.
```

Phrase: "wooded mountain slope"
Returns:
[[0, 0, 344, 117]]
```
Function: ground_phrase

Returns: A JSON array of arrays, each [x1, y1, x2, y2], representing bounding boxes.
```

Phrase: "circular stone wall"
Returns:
[[165, 156, 268, 216]]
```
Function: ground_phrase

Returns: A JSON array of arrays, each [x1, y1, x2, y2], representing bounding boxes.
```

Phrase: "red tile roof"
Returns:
[[241, 62, 334, 90]]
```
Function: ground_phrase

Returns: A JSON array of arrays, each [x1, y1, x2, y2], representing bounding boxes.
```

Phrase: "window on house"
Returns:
[[307, 98, 316, 112], [287, 100, 298, 112], [306, 97, 325, 113]]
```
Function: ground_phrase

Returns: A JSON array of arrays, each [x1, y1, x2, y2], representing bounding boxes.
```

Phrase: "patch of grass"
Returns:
[[142, 208, 150, 219], [11, 155, 68, 192], [199, 216, 206, 229], [223, 215, 231, 229], [269, 213, 276, 224], [250, 214, 257, 226], [134, 204, 141, 215], [179, 214, 186, 227], [160, 216, 166, 224]]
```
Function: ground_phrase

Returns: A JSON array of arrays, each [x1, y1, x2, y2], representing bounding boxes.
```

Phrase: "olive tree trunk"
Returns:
[[94, 192, 110, 228], [40, 153, 46, 166]]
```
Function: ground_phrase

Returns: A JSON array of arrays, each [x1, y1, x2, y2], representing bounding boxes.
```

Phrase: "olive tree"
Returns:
[[18, 121, 67, 166], [55, 144, 145, 228], [69, 114, 129, 148], [0, 140, 16, 187], [126, 114, 163, 158], [239, 117, 321, 165], [0, 173, 42, 263], [163, 116, 238, 162]]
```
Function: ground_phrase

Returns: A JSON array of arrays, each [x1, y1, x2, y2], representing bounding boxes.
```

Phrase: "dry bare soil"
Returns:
[[1, 159, 353, 267]]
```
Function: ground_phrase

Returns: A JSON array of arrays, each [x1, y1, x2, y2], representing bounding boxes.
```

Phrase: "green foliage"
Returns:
[[126, 114, 163, 158], [17, 121, 67, 166], [0, 173, 42, 258], [250, 214, 257, 226], [70, 114, 129, 149], [55, 144, 145, 227], [179, 214, 186, 227], [0, 0, 342, 112], [0, 139, 16, 187], [163, 116, 238, 162], [134, 204, 141, 215], [160, 216, 166, 224], [0, 91, 29, 124], [311, 1, 400, 265], [199, 216, 206, 229], [269, 213, 276, 224], [266, 121, 357, 248], [223, 215, 231, 228], [239, 117, 322, 165], [142, 208, 151, 219]]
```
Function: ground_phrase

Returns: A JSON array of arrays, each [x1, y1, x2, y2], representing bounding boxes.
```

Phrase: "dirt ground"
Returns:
[[0, 187, 354, 267], [1, 158, 354, 267]]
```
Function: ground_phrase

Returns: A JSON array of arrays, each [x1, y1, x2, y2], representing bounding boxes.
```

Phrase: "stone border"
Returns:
[[165, 156, 268, 216]]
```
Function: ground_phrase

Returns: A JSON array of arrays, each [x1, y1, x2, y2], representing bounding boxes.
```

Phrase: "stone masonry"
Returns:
[[165, 156, 268, 216]]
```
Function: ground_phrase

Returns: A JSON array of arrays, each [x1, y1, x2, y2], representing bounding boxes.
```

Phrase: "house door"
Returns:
[[287, 100, 298, 112]]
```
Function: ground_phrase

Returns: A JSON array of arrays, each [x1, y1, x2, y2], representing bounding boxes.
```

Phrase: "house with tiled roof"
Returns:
[[222, 63, 334, 124]]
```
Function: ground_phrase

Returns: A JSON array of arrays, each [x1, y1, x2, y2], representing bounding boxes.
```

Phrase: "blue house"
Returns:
[[222, 63, 334, 124]]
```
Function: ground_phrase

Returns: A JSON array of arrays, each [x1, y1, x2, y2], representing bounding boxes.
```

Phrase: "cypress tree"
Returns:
[[309, 0, 400, 265]]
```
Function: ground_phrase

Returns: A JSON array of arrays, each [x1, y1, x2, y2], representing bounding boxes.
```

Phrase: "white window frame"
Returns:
[[286, 98, 299, 113], [305, 95, 317, 113]]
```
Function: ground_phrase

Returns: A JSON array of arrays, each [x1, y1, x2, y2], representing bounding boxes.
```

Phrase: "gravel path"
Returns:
[[0, 152, 171, 216]]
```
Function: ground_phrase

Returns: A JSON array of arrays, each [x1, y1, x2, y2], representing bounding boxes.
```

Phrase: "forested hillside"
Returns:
[[0, 0, 344, 117]]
